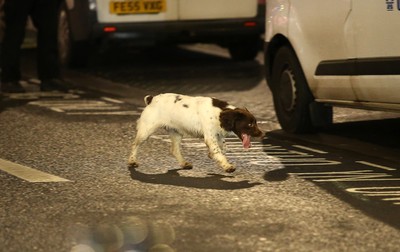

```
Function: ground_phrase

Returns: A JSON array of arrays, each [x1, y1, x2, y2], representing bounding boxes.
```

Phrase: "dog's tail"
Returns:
[[144, 95, 153, 106]]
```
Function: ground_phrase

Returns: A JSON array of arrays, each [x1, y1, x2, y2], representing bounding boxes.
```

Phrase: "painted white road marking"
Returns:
[[251, 159, 341, 166], [356, 161, 396, 171], [28, 78, 41, 85], [293, 145, 328, 154], [29, 99, 140, 116], [101, 97, 124, 104], [292, 170, 400, 182], [8, 92, 79, 100], [50, 107, 65, 113], [346, 187, 400, 205], [151, 135, 341, 167], [67, 111, 141, 116], [0, 158, 71, 183]]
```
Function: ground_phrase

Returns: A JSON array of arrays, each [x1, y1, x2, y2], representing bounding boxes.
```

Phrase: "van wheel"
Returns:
[[271, 46, 332, 133], [228, 37, 260, 61], [58, 3, 89, 68]]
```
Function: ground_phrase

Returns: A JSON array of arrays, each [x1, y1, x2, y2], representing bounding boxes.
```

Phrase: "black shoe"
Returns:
[[40, 78, 70, 92], [1, 81, 25, 93]]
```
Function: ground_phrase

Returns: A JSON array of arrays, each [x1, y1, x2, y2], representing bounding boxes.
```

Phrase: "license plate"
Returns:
[[110, 0, 166, 15]]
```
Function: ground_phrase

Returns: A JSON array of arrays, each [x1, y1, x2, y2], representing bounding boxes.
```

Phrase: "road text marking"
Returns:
[[346, 187, 400, 205]]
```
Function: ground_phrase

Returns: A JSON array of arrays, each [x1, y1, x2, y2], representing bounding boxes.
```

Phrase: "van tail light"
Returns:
[[244, 21, 257, 27], [103, 26, 117, 32]]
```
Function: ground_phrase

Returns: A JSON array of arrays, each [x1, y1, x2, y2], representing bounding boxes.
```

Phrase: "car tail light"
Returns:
[[258, 0, 266, 4]]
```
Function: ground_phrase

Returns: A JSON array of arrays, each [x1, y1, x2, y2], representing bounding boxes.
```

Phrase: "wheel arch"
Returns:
[[264, 34, 294, 90]]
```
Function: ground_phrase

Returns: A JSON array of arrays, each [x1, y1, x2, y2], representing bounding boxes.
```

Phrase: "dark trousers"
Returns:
[[1, 0, 61, 83]]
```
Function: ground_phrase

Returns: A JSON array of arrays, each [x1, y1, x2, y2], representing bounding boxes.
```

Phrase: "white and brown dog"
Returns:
[[128, 93, 264, 173]]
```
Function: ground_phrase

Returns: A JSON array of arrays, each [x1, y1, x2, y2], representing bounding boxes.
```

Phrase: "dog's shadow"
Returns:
[[129, 167, 262, 190]]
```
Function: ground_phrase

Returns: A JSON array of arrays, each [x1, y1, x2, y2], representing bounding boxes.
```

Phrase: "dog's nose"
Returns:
[[254, 128, 265, 138]]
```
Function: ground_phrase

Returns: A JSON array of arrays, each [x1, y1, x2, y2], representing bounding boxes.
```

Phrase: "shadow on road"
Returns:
[[129, 167, 261, 190], [322, 117, 400, 150]]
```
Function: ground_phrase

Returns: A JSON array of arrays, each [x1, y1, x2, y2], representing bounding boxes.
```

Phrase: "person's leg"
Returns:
[[30, 0, 61, 81], [0, 0, 33, 92]]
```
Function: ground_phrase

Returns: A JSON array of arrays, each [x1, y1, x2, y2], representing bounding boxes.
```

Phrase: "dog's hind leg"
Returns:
[[128, 137, 143, 169], [128, 118, 160, 169], [169, 130, 193, 169]]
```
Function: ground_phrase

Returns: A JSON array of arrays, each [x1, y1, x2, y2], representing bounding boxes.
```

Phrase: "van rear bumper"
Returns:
[[90, 18, 265, 46]]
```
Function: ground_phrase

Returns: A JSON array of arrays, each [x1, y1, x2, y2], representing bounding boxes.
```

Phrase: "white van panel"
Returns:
[[352, 0, 400, 58], [350, 0, 400, 103], [287, 0, 355, 101], [96, 0, 179, 23], [352, 76, 400, 104], [179, 0, 257, 20]]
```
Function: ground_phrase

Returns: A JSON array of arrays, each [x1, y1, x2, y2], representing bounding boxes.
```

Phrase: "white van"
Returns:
[[58, 0, 265, 67], [264, 0, 400, 133]]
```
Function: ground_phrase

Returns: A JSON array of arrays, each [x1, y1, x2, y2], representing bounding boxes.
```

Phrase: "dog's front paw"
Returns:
[[225, 166, 236, 173], [181, 162, 193, 170], [222, 164, 235, 173], [128, 162, 139, 169]]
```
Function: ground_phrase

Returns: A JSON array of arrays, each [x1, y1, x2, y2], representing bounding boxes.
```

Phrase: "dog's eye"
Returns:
[[248, 123, 254, 127]]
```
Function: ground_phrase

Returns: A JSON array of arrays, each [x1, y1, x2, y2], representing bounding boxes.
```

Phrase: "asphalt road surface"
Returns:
[[0, 46, 399, 252]]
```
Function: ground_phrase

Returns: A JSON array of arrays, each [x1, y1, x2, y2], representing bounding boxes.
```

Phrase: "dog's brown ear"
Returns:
[[220, 109, 243, 131]]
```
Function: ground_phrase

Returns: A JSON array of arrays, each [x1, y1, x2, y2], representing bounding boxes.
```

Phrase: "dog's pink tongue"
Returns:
[[241, 133, 251, 149]]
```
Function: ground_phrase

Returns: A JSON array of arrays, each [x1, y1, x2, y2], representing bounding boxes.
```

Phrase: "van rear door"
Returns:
[[96, 0, 179, 23], [178, 0, 258, 20]]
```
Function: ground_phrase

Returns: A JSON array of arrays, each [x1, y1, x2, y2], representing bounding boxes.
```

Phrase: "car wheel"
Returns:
[[271, 46, 331, 133], [58, 3, 89, 68], [228, 36, 260, 61]]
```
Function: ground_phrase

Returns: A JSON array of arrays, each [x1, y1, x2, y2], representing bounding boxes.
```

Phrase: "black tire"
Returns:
[[228, 36, 260, 61], [58, 3, 89, 68], [270, 46, 331, 133]]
